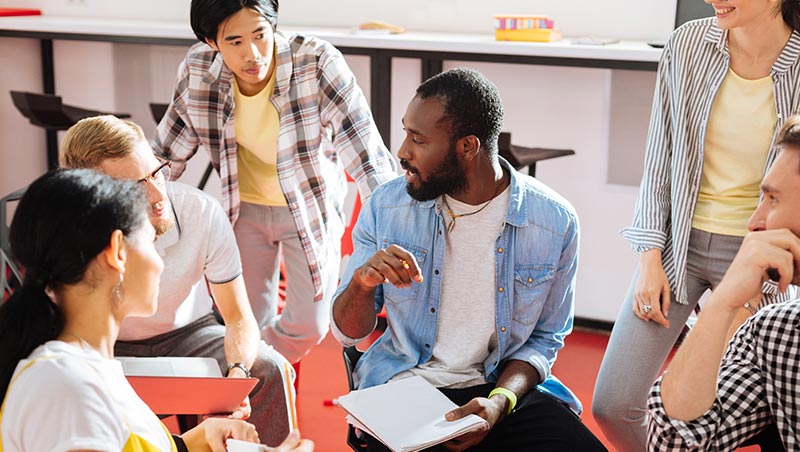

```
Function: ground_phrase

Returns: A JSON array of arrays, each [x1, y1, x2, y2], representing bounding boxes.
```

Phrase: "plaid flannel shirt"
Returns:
[[153, 32, 397, 302], [647, 300, 800, 451]]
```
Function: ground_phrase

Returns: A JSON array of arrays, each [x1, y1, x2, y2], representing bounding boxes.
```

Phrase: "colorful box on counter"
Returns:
[[494, 15, 561, 43]]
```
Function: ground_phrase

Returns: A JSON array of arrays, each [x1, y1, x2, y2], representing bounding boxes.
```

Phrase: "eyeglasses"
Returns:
[[138, 158, 172, 187]]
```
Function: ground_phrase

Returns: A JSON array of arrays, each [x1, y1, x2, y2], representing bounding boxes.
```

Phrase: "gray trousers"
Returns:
[[234, 202, 338, 364], [592, 229, 743, 452], [115, 313, 294, 447]]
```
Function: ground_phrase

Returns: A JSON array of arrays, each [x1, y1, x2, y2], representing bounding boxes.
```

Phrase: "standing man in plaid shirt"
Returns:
[[154, 0, 397, 363], [647, 116, 800, 451]]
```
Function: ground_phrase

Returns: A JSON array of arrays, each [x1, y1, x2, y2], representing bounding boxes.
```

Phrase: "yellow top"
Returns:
[[693, 69, 776, 236], [234, 68, 286, 207]]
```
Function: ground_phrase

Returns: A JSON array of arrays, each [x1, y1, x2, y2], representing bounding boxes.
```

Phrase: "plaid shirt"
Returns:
[[648, 300, 800, 451], [153, 32, 397, 302]]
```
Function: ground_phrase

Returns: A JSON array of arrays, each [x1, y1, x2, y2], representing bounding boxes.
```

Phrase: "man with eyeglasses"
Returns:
[[60, 115, 296, 446]]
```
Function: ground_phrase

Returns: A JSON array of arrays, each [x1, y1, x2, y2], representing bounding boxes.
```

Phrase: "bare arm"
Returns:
[[661, 229, 800, 420], [210, 275, 260, 372], [442, 360, 540, 452]]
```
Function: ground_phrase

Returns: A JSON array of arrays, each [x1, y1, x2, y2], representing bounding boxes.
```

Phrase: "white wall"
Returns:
[[3, 0, 677, 41], [0, 0, 672, 321]]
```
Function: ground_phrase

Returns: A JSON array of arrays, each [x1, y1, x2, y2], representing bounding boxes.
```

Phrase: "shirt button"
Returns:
[[498, 287, 504, 293], [527, 277, 533, 283], [434, 269, 440, 275], [497, 247, 504, 253], [501, 327, 507, 332], [430, 307, 436, 313], [424, 343, 430, 348]]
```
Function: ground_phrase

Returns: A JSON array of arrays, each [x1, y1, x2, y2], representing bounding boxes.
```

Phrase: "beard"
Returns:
[[152, 202, 176, 236], [402, 142, 467, 201]]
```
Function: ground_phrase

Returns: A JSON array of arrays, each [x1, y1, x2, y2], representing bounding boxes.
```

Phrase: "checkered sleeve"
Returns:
[[647, 314, 774, 451], [152, 56, 201, 180], [316, 44, 397, 199]]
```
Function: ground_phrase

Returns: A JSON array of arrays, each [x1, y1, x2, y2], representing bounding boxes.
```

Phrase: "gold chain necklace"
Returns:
[[442, 179, 504, 233]]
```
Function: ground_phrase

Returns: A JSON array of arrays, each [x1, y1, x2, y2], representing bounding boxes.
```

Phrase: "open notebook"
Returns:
[[337, 376, 489, 452]]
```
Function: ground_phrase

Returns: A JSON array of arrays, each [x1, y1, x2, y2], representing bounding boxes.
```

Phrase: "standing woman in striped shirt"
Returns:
[[593, 1, 800, 450]]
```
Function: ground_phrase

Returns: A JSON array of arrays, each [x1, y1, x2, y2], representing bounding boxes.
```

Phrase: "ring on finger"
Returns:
[[641, 304, 652, 314]]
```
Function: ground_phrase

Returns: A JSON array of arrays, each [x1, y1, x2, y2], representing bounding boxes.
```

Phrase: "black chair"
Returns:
[[1, 187, 26, 302], [342, 346, 368, 451], [148, 102, 215, 191], [498, 132, 574, 178], [10, 91, 131, 169], [10, 91, 130, 131]]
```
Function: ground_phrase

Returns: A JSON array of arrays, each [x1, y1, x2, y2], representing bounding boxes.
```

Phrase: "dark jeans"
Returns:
[[363, 383, 607, 452]]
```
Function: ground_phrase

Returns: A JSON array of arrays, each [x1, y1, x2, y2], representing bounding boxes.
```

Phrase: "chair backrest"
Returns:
[[342, 346, 364, 391], [149, 102, 169, 124], [1, 187, 26, 302], [497, 132, 522, 168], [342, 346, 368, 450], [9, 91, 74, 130]]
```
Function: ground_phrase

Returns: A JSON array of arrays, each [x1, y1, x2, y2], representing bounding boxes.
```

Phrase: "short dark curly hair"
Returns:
[[190, 0, 279, 43], [415, 67, 504, 155]]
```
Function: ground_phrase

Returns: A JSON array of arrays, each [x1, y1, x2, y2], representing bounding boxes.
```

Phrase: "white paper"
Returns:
[[116, 356, 221, 377], [337, 376, 489, 452], [226, 438, 267, 452]]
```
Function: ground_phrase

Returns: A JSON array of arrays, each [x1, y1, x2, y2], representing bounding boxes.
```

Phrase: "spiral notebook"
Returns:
[[337, 376, 489, 452]]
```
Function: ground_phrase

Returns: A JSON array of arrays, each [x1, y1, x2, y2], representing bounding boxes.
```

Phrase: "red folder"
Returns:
[[0, 8, 42, 17], [127, 376, 258, 415]]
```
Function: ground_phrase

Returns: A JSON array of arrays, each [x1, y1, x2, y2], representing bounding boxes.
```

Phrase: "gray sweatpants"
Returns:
[[592, 229, 743, 452], [115, 313, 294, 447], [234, 202, 338, 364]]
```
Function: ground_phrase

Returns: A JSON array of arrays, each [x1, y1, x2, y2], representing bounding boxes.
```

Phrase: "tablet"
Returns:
[[127, 375, 258, 415]]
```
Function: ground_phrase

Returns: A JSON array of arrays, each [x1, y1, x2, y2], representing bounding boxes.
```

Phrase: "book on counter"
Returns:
[[337, 375, 489, 452], [494, 14, 561, 42]]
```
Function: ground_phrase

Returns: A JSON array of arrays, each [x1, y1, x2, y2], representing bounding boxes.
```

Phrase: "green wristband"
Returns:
[[488, 386, 517, 415]]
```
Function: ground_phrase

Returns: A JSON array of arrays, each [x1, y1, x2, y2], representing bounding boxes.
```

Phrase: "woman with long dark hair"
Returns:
[[0, 169, 312, 452]]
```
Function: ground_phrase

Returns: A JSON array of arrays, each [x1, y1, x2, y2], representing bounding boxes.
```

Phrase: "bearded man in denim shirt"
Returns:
[[331, 68, 606, 452]]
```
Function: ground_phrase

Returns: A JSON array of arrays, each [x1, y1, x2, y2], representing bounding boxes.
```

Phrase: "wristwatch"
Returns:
[[226, 362, 251, 378]]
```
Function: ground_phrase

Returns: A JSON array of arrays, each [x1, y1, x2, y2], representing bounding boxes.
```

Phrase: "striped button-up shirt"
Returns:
[[153, 32, 398, 302], [621, 18, 800, 305]]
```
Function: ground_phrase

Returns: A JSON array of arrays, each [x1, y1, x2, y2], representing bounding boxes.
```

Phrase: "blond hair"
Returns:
[[60, 115, 147, 169]]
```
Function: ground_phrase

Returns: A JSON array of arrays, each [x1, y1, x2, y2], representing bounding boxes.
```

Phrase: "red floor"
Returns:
[[296, 329, 759, 452]]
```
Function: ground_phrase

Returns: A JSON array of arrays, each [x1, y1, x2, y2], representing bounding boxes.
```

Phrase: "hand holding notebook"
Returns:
[[337, 376, 489, 452]]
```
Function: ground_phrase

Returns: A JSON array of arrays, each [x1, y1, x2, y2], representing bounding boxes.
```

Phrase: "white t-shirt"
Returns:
[[0, 341, 175, 452], [395, 186, 511, 388], [119, 182, 242, 340]]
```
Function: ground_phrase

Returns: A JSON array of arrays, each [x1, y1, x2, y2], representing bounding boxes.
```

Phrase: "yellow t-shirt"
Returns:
[[692, 69, 776, 236], [234, 70, 286, 206]]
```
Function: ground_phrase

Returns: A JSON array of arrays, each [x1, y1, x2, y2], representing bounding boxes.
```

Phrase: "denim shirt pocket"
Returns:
[[381, 239, 428, 304], [512, 264, 555, 325]]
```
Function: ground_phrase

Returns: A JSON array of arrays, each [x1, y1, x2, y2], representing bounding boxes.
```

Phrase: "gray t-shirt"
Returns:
[[394, 186, 510, 388], [118, 182, 242, 341]]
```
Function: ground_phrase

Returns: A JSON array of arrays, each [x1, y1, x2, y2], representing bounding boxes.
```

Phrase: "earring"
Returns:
[[112, 273, 125, 306]]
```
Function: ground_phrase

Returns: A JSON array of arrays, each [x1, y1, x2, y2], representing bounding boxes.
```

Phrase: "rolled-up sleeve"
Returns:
[[620, 41, 674, 253]]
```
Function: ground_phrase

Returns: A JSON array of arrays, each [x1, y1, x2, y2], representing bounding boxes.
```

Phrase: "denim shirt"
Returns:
[[331, 160, 582, 414]]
